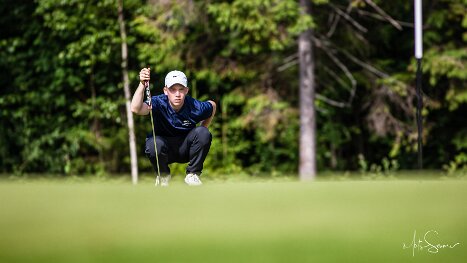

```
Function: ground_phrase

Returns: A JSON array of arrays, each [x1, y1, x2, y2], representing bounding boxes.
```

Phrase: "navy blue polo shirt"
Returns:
[[146, 95, 213, 137]]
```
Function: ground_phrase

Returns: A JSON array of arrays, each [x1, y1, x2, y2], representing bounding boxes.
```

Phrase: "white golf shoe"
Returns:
[[184, 173, 202, 186], [155, 175, 171, 187]]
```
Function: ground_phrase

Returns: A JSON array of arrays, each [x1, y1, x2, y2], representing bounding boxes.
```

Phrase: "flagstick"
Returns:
[[415, 0, 423, 169]]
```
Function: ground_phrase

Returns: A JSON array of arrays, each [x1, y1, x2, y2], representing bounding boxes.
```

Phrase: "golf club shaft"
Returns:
[[149, 108, 161, 178], [145, 78, 161, 179]]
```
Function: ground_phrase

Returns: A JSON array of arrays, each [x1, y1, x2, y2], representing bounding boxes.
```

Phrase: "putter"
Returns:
[[144, 68, 161, 186]]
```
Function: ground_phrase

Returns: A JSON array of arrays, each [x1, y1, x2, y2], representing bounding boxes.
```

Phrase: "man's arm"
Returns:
[[200, 100, 216, 128], [131, 68, 151, 115]]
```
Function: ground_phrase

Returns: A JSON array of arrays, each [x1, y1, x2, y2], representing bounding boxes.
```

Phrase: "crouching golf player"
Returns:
[[131, 68, 216, 186]]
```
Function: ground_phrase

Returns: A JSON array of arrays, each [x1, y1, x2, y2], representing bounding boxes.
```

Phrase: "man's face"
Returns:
[[164, 84, 188, 110]]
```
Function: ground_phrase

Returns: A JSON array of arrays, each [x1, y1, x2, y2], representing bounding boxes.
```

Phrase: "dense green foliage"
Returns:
[[0, 0, 465, 176]]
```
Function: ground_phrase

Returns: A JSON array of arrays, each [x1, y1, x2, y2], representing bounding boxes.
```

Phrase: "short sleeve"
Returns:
[[192, 100, 213, 121], [151, 96, 159, 108]]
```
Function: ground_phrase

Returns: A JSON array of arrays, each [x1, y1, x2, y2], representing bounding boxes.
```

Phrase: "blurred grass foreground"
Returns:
[[0, 178, 465, 263]]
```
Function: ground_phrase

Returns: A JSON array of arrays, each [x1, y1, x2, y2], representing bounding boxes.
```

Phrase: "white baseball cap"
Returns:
[[165, 70, 188, 88]]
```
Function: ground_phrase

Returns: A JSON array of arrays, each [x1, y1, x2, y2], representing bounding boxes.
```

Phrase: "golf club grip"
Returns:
[[145, 80, 151, 107], [144, 66, 151, 106]]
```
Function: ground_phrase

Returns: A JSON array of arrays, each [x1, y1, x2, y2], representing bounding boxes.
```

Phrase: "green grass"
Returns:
[[0, 177, 466, 262]]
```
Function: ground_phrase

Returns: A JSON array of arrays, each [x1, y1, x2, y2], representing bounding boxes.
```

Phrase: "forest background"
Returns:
[[0, 0, 465, 178]]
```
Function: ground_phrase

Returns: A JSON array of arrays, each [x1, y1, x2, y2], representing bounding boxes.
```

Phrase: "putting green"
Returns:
[[0, 179, 465, 262]]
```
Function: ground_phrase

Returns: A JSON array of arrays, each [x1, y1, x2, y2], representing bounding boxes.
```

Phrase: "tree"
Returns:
[[0, 0, 144, 175], [299, 0, 317, 180], [118, 0, 138, 184]]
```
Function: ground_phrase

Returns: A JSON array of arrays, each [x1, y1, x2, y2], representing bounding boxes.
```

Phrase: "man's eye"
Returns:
[[170, 88, 186, 93]]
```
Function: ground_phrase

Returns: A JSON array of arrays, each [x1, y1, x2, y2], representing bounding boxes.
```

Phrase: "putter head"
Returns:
[[155, 175, 160, 186]]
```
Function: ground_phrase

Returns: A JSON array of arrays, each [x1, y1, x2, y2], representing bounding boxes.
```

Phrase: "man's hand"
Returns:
[[131, 67, 151, 115], [139, 67, 150, 84]]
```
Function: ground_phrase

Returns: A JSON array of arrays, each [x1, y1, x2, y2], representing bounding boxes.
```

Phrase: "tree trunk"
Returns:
[[298, 0, 317, 180], [118, 0, 138, 184]]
